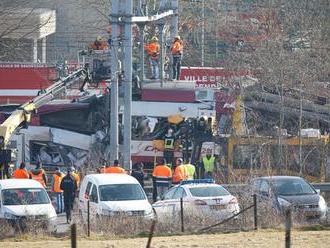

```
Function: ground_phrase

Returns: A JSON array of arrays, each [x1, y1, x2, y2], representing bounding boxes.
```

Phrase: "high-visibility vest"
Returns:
[[185, 164, 195, 180], [53, 174, 64, 193], [171, 40, 183, 55], [164, 137, 174, 150], [144, 42, 160, 58], [30, 170, 46, 187], [202, 156, 215, 173], [172, 165, 187, 183], [12, 169, 29, 179], [152, 165, 172, 186], [152, 165, 172, 177], [72, 172, 80, 187], [105, 166, 126, 174]]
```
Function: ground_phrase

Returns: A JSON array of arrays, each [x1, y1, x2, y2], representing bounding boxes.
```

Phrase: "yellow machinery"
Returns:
[[0, 69, 87, 151], [226, 135, 329, 183]]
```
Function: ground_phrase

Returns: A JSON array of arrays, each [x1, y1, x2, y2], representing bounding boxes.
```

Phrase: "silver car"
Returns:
[[252, 176, 327, 222]]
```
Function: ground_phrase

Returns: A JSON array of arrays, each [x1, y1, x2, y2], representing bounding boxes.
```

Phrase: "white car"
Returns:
[[0, 179, 57, 232], [78, 174, 154, 221], [153, 180, 240, 221]]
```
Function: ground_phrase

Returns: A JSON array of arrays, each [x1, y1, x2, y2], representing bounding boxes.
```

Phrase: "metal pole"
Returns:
[[87, 199, 90, 237], [110, 0, 120, 163], [285, 209, 292, 248], [169, 0, 179, 80], [146, 218, 156, 248], [42, 37, 47, 63], [253, 194, 258, 230], [71, 223, 77, 248], [201, 0, 205, 67], [123, 0, 133, 170], [138, 24, 145, 82], [159, 23, 164, 87], [180, 197, 184, 232]]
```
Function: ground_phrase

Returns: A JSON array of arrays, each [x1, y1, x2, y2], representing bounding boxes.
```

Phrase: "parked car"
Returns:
[[0, 179, 57, 232], [153, 179, 240, 221], [252, 176, 327, 222], [78, 174, 154, 221]]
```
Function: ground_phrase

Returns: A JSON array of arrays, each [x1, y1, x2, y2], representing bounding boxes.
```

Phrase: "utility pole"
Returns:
[[169, 0, 179, 80], [109, 0, 120, 163], [201, 0, 205, 66], [109, 0, 177, 169], [123, 0, 133, 171]]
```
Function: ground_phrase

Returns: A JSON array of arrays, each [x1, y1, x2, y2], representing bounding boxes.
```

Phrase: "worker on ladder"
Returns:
[[144, 36, 160, 79]]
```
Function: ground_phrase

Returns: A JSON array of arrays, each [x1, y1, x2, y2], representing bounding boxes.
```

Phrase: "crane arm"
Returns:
[[0, 68, 87, 147]]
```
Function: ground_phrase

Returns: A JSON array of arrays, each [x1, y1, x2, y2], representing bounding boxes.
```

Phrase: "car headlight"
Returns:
[[318, 196, 327, 211], [277, 197, 291, 209], [145, 208, 154, 216], [4, 212, 18, 219]]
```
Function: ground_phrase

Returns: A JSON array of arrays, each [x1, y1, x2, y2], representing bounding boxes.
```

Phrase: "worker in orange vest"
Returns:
[[29, 162, 47, 187], [172, 158, 188, 184], [152, 159, 172, 202], [52, 167, 64, 214], [171, 35, 183, 80], [71, 166, 80, 189], [104, 160, 126, 174], [12, 162, 29, 179], [144, 36, 160, 79], [89, 36, 109, 50]]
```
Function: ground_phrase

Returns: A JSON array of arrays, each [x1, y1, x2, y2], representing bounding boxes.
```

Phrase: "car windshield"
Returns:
[[2, 188, 50, 205], [189, 186, 230, 197], [99, 184, 146, 201], [272, 178, 316, 196]]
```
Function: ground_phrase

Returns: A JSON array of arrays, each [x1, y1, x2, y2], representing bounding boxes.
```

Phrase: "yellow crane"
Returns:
[[0, 69, 87, 151]]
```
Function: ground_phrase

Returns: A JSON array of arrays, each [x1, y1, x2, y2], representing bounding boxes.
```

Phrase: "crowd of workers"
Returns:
[[11, 162, 80, 223], [9, 147, 215, 221]]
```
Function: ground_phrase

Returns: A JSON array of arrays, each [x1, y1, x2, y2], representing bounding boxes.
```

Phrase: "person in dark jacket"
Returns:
[[60, 168, 77, 223], [131, 162, 145, 189]]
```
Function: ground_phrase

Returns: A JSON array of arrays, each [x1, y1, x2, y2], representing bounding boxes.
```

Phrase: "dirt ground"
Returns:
[[1, 229, 330, 248]]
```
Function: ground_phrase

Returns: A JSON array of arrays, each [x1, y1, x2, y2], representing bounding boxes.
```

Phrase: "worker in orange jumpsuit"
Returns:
[[29, 162, 47, 187], [171, 35, 183, 80], [172, 158, 188, 184], [12, 162, 29, 179], [152, 159, 172, 202], [144, 36, 160, 79], [104, 159, 126, 173], [89, 36, 109, 50]]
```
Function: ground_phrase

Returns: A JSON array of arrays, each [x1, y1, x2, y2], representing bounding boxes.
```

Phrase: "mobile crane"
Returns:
[[0, 68, 89, 160]]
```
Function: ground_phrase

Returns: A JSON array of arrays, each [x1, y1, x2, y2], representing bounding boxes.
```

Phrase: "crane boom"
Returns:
[[0, 69, 87, 147]]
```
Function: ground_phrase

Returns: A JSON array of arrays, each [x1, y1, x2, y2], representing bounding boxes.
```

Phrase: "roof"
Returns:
[[255, 176, 303, 180], [0, 179, 43, 189], [182, 183, 221, 189], [84, 173, 139, 185]]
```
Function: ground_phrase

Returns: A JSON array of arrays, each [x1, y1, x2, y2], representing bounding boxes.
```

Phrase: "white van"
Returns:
[[78, 174, 154, 220], [0, 179, 57, 232]]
